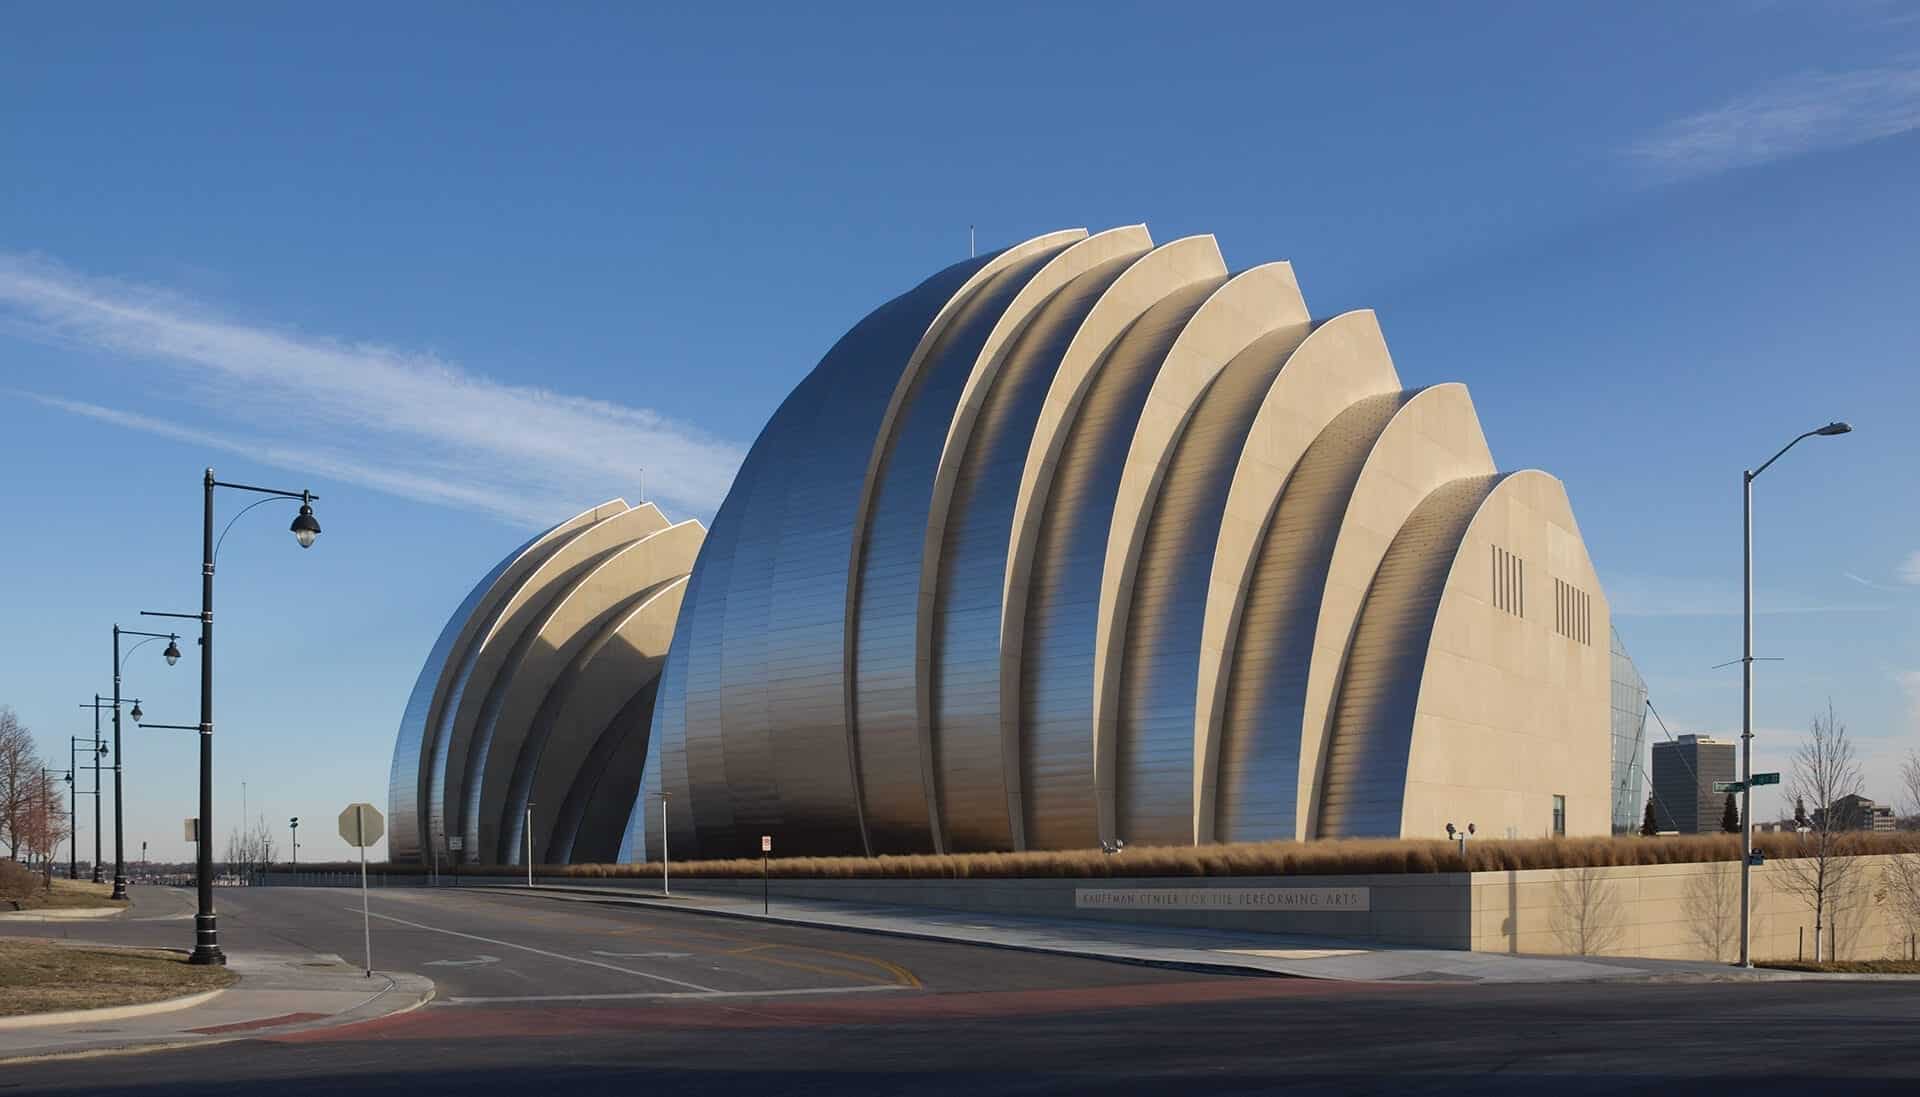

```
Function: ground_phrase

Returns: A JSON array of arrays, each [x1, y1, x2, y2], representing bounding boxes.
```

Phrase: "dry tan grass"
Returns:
[[0, 863, 129, 911], [0, 937, 235, 1017], [298, 831, 1920, 880]]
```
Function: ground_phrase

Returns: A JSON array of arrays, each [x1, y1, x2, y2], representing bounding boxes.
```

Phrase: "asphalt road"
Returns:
[[4, 884, 1919, 1095]]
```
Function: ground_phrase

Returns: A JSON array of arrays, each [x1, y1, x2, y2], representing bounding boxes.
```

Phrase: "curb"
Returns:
[[0, 988, 228, 1031], [0, 906, 129, 921], [0, 970, 437, 1065]]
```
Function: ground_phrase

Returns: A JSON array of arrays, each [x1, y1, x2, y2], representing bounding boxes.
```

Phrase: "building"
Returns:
[[385, 501, 705, 867], [1650, 735, 1736, 834], [390, 226, 1635, 865], [1813, 794, 1897, 833], [1609, 627, 1649, 834]]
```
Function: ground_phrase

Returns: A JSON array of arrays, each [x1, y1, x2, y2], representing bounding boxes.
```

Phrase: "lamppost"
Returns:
[[65, 735, 106, 882], [525, 802, 535, 888], [1738, 421, 1851, 968], [141, 468, 322, 966], [290, 817, 299, 870], [105, 627, 181, 899], [660, 790, 670, 898]]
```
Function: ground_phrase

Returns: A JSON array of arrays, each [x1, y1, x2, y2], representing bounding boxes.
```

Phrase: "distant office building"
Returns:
[[1813, 794, 1897, 833], [1651, 735, 1736, 834]]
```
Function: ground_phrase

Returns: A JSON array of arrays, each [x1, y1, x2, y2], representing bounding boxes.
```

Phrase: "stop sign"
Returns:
[[339, 803, 384, 848]]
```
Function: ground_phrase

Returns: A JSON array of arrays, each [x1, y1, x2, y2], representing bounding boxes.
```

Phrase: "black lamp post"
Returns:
[[65, 735, 106, 881], [89, 628, 177, 900], [290, 817, 299, 870], [141, 468, 322, 966]]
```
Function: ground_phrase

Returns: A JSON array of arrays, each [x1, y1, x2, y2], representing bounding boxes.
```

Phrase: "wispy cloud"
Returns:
[[1899, 551, 1920, 585], [1626, 62, 1920, 183], [0, 253, 745, 526]]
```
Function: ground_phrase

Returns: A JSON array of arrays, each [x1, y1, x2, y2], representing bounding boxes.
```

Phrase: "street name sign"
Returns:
[[1751, 772, 1781, 787], [1713, 781, 1745, 794]]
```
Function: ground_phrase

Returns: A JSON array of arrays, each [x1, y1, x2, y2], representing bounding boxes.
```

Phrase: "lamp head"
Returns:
[[1446, 822, 1457, 838], [290, 496, 321, 549], [129, 702, 143, 723], [162, 637, 181, 666], [1815, 421, 1852, 436]]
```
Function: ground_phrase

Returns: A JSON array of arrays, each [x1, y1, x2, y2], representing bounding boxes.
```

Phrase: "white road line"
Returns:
[[348, 907, 719, 993], [440, 984, 914, 1005]]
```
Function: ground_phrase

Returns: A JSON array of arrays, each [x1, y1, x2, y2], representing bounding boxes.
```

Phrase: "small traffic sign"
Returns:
[[761, 834, 772, 853], [339, 803, 384, 848], [1751, 772, 1781, 787], [183, 817, 199, 842], [1712, 780, 1744, 794], [448, 836, 464, 851]]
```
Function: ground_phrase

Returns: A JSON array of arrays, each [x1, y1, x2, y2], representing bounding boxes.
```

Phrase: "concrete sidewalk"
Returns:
[[0, 950, 435, 1062], [478, 883, 1772, 985]]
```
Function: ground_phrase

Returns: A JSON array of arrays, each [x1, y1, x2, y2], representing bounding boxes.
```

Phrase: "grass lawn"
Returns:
[[1758, 959, 1920, 975], [1, 874, 132, 912], [0, 937, 236, 1017]]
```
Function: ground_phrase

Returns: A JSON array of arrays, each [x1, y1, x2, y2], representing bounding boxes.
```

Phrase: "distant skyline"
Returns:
[[2, 3, 1914, 861]]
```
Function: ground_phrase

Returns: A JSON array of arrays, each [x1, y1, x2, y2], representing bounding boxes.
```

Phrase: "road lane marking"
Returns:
[[424, 955, 501, 967], [724, 943, 922, 988], [438, 984, 915, 1005], [348, 908, 719, 993], [592, 950, 692, 959]]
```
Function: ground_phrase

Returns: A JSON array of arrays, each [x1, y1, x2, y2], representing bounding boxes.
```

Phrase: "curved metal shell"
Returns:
[[916, 226, 1154, 852], [1316, 474, 1505, 836], [1194, 312, 1402, 843], [1093, 263, 1311, 846], [1000, 236, 1228, 850], [495, 521, 704, 862], [465, 510, 686, 860], [429, 500, 633, 863]]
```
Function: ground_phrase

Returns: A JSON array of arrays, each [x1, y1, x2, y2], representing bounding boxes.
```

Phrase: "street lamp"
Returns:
[[105, 626, 181, 899], [1738, 420, 1852, 968], [141, 467, 323, 966], [290, 817, 299, 870], [65, 735, 107, 882]]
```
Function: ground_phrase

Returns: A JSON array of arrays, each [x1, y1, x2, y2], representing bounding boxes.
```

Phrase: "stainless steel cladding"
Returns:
[[391, 224, 1622, 863]]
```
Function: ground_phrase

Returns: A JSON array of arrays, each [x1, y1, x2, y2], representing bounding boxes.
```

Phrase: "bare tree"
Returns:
[[1776, 702, 1863, 963], [0, 707, 41, 861], [1884, 750, 1920, 957], [1551, 866, 1624, 956], [1683, 860, 1744, 961]]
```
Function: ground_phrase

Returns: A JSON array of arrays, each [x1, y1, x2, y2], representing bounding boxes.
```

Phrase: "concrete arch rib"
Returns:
[[426, 499, 632, 864], [390, 526, 554, 864], [1002, 235, 1229, 851], [1316, 474, 1505, 838], [1194, 312, 1402, 844], [1398, 471, 1610, 840], [675, 230, 1085, 860], [919, 227, 1155, 852], [443, 502, 664, 862], [530, 575, 692, 863], [1296, 383, 1496, 839], [479, 518, 702, 863], [1093, 262, 1310, 847], [852, 242, 1077, 853], [499, 522, 702, 863]]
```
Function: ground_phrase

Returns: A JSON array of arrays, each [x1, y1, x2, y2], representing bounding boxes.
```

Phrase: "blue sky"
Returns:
[[2, 2, 1915, 861]]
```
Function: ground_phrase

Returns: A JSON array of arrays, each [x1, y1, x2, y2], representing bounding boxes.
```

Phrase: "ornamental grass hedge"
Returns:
[[289, 831, 1920, 881]]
